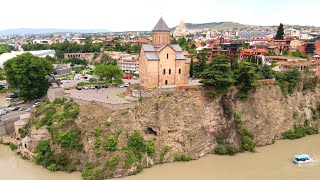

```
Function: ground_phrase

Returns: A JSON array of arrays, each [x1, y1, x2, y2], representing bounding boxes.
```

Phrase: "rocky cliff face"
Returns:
[[29, 85, 320, 178]]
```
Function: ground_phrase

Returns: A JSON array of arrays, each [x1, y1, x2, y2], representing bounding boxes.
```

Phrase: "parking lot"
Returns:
[[65, 86, 129, 104]]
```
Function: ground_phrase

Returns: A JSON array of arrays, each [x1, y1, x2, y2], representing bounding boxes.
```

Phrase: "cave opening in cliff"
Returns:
[[147, 127, 158, 136]]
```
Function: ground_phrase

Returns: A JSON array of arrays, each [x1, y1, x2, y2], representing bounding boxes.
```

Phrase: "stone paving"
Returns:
[[65, 86, 129, 104]]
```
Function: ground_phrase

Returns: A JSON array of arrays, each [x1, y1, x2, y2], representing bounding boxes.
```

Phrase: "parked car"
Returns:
[[32, 101, 41, 108], [76, 86, 82, 90], [12, 107, 20, 111], [123, 84, 129, 87], [90, 86, 95, 89], [0, 109, 8, 115], [117, 84, 124, 88], [83, 86, 89, 90], [6, 97, 13, 101], [95, 85, 101, 89], [101, 85, 108, 88], [6, 92, 19, 101]]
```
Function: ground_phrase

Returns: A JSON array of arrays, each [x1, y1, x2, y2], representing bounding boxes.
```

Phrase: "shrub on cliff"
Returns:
[[282, 125, 318, 140], [174, 151, 191, 161], [128, 131, 146, 152], [82, 163, 103, 180], [234, 112, 256, 152], [214, 144, 236, 155], [104, 135, 118, 151], [34, 140, 55, 167], [160, 146, 171, 163], [56, 129, 83, 150], [274, 70, 301, 94], [9, 143, 18, 151]]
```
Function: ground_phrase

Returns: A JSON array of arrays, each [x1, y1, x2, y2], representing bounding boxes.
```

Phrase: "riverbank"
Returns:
[[120, 134, 320, 180], [1, 134, 320, 180], [0, 145, 81, 180]]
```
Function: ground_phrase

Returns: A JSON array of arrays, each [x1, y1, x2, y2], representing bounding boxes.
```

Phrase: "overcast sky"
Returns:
[[1, 0, 319, 31]]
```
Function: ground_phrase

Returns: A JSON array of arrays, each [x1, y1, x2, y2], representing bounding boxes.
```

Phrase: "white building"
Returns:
[[284, 28, 300, 37], [32, 39, 50, 44], [0, 50, 55, 68], [117, 54, 139, 73]]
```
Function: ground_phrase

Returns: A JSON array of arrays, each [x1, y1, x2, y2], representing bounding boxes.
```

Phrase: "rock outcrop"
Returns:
[[28, 85, 320, 178]]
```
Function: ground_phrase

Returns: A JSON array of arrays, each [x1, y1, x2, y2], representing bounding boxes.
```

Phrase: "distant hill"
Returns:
[[0, 28, 110, 35], [171, 22, 250, 30]]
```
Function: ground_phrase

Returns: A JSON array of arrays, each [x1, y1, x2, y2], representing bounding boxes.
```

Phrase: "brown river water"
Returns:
[[1, 134, 320, 180]]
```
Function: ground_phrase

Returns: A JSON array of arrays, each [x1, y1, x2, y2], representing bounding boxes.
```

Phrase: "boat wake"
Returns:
[[298, 155, 320, 166]]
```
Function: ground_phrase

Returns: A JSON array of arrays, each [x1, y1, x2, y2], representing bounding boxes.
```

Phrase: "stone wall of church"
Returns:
[[175, 60, 189, 87], [158, 47, 177, 86]]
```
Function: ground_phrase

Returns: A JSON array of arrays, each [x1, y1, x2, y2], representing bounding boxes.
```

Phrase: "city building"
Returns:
[[173, 20, 189, 37], [139, 17, 189, 87], [117, 54, 139, 73], [284, 28, 300, 37], [64, 52, 94, 61]]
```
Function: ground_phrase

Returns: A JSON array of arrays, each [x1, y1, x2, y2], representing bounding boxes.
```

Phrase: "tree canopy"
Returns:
[[275, 23, 284, 40], [0, 44, 15, 55], [94, 64, 123, 84], [233, 62, 260, 99], [4, 53, 53, 101], [61, 58, 88, 66], [201, 55, 234, 97]]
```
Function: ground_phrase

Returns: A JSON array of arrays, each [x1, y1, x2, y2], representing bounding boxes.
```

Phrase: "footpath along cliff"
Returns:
[[24, 84, 320, 179]]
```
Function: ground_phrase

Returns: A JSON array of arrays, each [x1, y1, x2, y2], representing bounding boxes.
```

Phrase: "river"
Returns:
[[1, 135, 320, 180]]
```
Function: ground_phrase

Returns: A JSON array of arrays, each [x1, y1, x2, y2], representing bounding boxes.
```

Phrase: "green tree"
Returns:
[[201, 55, 234, 97], [171, 38, 178, 44], [94, 64, 123, 84], [258, 65, 274, 79], [4, 53, 53, 101], [291, 50, 304, 58], [275, 23, 284, 40], [234, 62, 259, 99], [193, 50, 208, 77], [274, 69, 301, 94], [189, 57, 194, 78], [131, 44, 141, 53], [98, 53, 116, 65], [0, 44, 14, 55]]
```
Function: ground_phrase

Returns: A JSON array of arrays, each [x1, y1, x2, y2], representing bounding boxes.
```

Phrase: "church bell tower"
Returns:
[[152, 17, 171, 46]]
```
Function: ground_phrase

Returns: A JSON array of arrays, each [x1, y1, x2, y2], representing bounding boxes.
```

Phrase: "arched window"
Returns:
[[159, 36, 161, 43], [179, 69, 181, 74], [169, 69, 171, 74], [163, 69, 166, 74], [167, 53, 169, 59], [165, 80, 168, 85]]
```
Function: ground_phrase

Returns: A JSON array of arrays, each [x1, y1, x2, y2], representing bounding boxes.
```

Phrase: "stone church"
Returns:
[[139, 17, 190, 87]]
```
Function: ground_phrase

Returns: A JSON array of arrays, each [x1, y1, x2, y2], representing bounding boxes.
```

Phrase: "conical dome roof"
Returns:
[[152, 17, 170, 32]]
